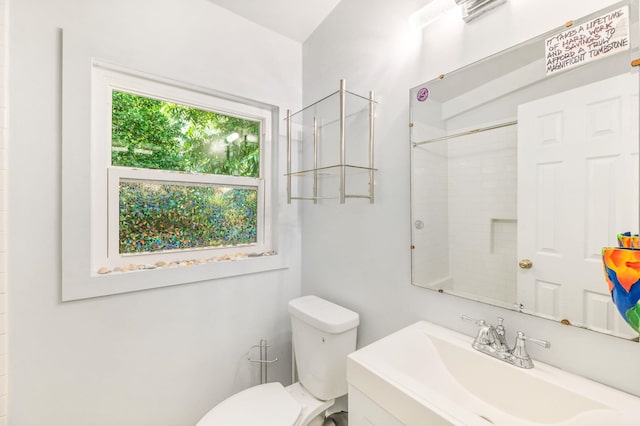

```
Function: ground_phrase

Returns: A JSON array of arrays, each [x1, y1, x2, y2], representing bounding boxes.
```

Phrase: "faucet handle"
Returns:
[[461, 314, 483, 326], [461, 315, 496, 347], [517, 331, 550, 348], [510, 331, 550, 368]]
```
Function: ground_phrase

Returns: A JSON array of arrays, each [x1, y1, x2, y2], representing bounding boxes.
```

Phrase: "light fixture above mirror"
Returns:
[[456, 0, 507, 22], [410, 0, 507, 29]]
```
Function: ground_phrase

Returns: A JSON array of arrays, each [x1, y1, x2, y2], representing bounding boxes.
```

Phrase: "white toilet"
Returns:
[[196, 295, 360, 426]]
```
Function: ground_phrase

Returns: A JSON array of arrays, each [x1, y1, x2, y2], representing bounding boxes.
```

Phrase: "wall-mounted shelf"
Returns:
[[286, 80, 376, 204]]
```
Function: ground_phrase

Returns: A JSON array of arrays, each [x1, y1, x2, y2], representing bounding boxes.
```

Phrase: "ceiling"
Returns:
[[207, 0, 343, 43]]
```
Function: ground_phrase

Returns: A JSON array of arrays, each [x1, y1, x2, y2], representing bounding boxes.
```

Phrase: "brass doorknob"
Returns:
[[519, 259, 533, 269]]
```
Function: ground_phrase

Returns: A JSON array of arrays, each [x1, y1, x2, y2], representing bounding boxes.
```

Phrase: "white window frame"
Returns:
[[60, 60, 285, 301], [93, 64, 273, 270]]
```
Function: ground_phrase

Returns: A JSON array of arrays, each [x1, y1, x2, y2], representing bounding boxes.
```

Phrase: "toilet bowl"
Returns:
[[196, 382, 332, 426], [197, 295, 359, 426]]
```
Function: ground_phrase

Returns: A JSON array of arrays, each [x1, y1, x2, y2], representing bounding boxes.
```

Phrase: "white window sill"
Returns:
[[62, 253, 288, 301]]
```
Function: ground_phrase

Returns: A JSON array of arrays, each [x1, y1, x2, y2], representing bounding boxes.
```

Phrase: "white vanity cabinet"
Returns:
[[348, 385, 404, 426]]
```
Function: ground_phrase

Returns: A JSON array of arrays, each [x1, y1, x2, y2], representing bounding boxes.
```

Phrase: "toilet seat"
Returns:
[[196, 382, 302, 426]]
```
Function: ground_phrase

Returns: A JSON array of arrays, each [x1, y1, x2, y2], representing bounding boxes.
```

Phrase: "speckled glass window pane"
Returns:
[[119, 180, 257, 254]]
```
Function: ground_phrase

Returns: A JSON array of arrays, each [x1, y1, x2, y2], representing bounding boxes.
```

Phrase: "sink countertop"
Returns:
[[347, 320, 640, 426]]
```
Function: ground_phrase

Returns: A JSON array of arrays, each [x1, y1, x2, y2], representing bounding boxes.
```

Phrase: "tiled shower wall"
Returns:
[[448, 125, 518, 304], [0, 0, 7, 423], [411, 123, 517, 304]]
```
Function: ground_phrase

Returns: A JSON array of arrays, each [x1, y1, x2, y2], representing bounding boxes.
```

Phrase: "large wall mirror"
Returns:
[[410, 0, 640, 340]]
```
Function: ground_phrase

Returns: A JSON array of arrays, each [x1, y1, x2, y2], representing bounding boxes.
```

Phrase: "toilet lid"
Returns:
[[197, 382, 302, 426]]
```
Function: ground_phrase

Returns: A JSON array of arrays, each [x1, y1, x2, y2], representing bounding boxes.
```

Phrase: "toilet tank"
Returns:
[[288, 296, 359, 401]]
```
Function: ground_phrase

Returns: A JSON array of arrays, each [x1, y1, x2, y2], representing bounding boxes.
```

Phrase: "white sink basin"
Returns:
[[347, 321, 639, 425]]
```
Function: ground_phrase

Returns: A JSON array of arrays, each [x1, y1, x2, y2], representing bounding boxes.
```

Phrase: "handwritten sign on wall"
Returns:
[[545, 6, 630, 75]]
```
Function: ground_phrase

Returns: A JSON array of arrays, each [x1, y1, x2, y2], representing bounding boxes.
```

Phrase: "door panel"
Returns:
[[518, 73, 638, 338]]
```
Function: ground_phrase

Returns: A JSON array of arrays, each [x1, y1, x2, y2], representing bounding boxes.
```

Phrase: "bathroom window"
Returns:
[[110, 90, 262, 257], [92, 65, 274, 273]]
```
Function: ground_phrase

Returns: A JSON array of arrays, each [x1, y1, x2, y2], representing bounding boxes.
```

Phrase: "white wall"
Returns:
[[302, 0, 640, 398], [0, 0, 7, 424], [8, 0, 302, 425]]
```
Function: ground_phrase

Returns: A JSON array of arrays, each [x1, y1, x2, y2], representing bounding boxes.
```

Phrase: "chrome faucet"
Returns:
[[473, 320, 501, 352], [461, 315, 550, 368]]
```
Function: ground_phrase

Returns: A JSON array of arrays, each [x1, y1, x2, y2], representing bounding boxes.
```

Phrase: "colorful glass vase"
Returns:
[[617, 231, 639, 249], [602, 242, 640, 333]]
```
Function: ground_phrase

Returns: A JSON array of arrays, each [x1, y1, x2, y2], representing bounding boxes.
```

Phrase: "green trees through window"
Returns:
[[112, 91, 261, 254], [112, 91, 260, 176]]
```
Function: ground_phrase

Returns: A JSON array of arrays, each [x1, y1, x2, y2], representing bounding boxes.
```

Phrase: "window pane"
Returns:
[[119, 180, 258, 254], [111, 91, 260, 177]]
